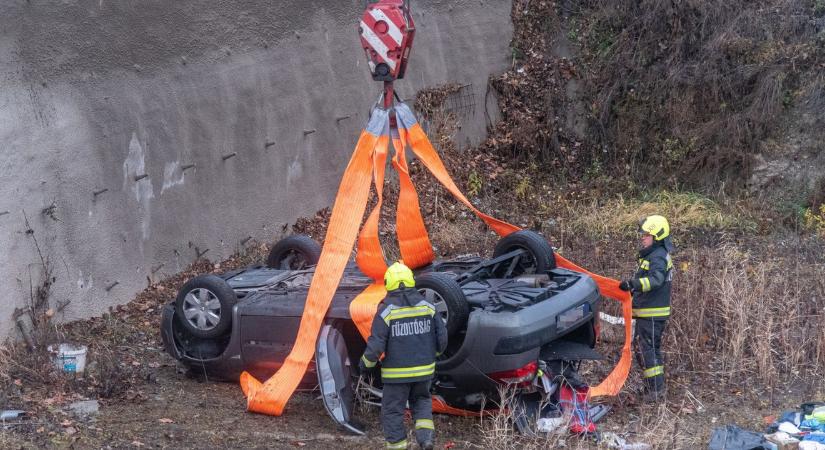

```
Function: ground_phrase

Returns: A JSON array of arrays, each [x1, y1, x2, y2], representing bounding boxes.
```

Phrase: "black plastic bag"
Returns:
[[708, 425, 770, 450]]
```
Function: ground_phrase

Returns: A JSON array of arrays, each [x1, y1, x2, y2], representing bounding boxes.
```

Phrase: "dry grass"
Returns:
[[0, 243, 273, 426], [475, 385, 710, 449], [0, 315, 144, 412], [564, 190, 757, 240], [802, 204, 825, 237], [669, 242, 825, 386], [622, 401, 703, 449], [0, 432, 30, 449], [477, 385, 580, 450]]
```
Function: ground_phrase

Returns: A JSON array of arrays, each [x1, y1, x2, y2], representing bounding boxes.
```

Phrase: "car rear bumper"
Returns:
[[435, 270, 601, 404]]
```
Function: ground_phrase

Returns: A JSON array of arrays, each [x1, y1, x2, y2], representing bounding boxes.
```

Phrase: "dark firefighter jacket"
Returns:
[[629, 239, 673, 319], [361, 287, 448, 383]]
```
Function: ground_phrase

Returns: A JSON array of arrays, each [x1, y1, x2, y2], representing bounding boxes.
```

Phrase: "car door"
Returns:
[[316, 321, 364, 435]]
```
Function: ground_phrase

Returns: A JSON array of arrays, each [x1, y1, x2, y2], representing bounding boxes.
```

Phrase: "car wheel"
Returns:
[[175, 275, 237, 339], [266, 235, 322, 269], [492, 230, 556, 275], [416, 272, 469, 336]]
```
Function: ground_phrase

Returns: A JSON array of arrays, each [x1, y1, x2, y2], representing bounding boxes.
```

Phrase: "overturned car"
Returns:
[[161, 231, 605, 434]]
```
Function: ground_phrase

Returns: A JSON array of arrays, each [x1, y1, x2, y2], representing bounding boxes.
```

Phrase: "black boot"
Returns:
[[642, 386, 667, 403]]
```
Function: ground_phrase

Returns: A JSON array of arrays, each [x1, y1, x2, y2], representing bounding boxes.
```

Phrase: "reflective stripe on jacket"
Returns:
[[361, 288, 448, 383], [630, 243, 673, 318]]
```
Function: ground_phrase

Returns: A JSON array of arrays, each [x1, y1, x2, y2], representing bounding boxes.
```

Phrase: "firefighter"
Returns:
[[359, 261, 448, 450], [619, 215, 674, 402]]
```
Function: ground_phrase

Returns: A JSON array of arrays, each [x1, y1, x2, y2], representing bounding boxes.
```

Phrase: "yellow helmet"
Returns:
[[639, 215, 670, 241], [384, 261, 415, 291]]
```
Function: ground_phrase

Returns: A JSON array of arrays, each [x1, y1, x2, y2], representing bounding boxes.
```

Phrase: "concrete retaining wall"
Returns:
[[0, 0, 513, 338]]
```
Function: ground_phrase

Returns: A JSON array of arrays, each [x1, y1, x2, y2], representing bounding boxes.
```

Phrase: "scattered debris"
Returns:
[[1, 410, 26, 421], [779, 421, 802, 434], [802, 433, 825, 445], [712, 401, 825, 450], [47, 343, 88, 374], [535, 416, 564, 433], [68, 400, 100, 418], [766, 431, 800, 448], [597, 431, 651, 449]]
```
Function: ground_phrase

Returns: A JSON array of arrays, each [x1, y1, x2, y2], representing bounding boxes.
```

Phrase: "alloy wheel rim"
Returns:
[[419, 288, 449, 325], [182, 288, 221, 331]]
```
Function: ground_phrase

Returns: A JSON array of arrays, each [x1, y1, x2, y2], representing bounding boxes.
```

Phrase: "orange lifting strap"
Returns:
[[240, 103, 633, 416]]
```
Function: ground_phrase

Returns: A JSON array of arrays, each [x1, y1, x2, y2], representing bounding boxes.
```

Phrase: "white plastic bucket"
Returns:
[[47, 343, 88, 374]]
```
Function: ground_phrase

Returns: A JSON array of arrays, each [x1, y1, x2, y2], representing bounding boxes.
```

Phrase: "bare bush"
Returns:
[[581, 0, 825, 188], [478, 385, 573, 450], [486, 0, 825, 192]]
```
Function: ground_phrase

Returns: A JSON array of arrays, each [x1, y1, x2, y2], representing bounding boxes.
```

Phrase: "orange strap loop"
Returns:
[[554, 254, 633, 397], [349, 282, 388, 339], [241, 104, 632, 417], [240, 110, 388, 416], [394, 104, 520, 237], [355, 132, 390, 281], [393, 128, 435, 269]]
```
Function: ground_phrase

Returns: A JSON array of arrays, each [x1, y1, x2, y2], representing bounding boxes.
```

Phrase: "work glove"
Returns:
[[619, 280, 633, 292], [359, 358, 379, 375]]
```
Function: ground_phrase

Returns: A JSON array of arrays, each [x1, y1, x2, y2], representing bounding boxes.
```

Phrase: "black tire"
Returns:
[[492, 230, 556, 275], [416, 272, 469, 336], [266, 235, 322, 269], [175, 275, 237, 339]]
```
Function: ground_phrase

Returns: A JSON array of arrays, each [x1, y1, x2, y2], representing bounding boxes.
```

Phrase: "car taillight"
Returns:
[[488, 361, 538, 387]]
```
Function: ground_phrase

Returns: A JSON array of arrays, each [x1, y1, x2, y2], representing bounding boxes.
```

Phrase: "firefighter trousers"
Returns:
[[634, 318, 667, 393], [382, 380, 433, 448]]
